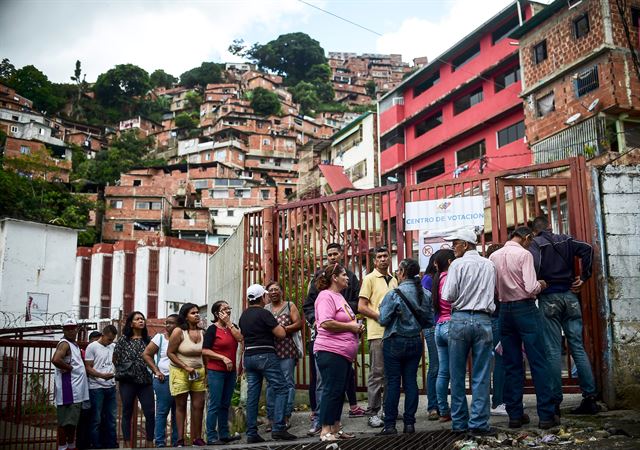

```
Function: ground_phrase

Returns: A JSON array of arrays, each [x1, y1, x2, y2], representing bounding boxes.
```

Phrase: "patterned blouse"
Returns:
[[265, 302, 298, 359], [113, 336, 152, 385]]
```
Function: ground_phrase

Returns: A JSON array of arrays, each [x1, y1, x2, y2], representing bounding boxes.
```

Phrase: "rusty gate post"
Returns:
[[263, 207, 275, 283], [395, 183, 405, 261]]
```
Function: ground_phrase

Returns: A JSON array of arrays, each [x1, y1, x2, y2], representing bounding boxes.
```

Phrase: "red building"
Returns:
[[378, 1, 534, 186]]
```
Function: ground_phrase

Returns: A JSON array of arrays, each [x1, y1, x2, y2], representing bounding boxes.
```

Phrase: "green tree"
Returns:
[[365, 80, 377, 97], [70, 60, 88, 119], [245, 32, 327, 85], [250, 87, 281, 116], [94, 64, 151, 113], [290, 81, 320, 115], [0, 58, 16, 82], [150, 69, 177, 88], [179, 62, 223, 88], [184, 91, 203, 112], [8, 65, 64, 113], [174, 112, 198, 130]]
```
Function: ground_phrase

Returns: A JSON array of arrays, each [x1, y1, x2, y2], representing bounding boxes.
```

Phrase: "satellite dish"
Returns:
[[587, 98, 600, 112], [565, 113, 581, 125]]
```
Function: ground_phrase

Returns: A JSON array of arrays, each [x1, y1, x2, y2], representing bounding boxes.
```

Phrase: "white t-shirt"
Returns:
[[85, 341, 115, 390], [151, 333, 171, 376]]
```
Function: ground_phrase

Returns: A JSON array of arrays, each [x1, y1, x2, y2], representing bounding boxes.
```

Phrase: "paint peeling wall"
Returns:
[[207, 217, 245, 324], [601, 161, 640, 407]]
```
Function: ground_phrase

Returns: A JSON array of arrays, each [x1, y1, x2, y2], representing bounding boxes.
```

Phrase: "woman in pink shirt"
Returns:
[[432, 249, 455, 422], [314, 263, 364, 442]]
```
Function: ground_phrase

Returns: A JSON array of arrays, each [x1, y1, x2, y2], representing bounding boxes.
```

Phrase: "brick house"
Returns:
[[511, 0, 640, 162], [118, 116, 163, 138], [0, 83, 33, 111], [2, 136, 72, 182]]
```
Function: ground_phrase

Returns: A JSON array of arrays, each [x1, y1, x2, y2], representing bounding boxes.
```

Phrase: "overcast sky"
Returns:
[[0, 0, 524, 83]]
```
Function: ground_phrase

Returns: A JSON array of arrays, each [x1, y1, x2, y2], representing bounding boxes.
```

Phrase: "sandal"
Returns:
[[265, 424, 272, 432], [336, 429, 355, 439], [320, 432, 338, 442]]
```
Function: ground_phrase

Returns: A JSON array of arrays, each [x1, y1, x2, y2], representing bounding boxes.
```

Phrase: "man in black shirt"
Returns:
[[239, 284, 297, 443], [302, 243, 363, 435]]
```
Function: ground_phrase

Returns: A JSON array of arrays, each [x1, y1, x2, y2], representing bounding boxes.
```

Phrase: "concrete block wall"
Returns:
[[601, 162, 640, 406]]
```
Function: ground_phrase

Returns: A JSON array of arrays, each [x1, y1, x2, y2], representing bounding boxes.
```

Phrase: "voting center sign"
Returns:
[[405, 196, 485, 231]]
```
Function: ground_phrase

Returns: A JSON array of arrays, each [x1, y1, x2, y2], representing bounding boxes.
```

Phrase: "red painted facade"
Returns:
[[378, 2, 534, 185]]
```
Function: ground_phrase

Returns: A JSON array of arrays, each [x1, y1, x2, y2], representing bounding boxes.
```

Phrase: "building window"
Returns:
[[416, 159, 445, 183], [348, 160, 367, 182], [205, 153, 211, 161], [573, 14, 590, 38], [234, 188, 250, 199], [284, 187, 293, 197], [414, 111, 443, 137], [193, 180, 208, 190], [135, 201, 162, 210], [536, 92, 555, 117], [451, 43, 480, 71], [380, 127, 404, 150], [114, 223, 124, 232], [227, 210, 234, 217], [39, 128, 45, 135], [492, 15, 520, 44], [215, 150, 226, 161], [211, 209, 218, 216], [456, 140, 486, 165], [10, 125, 18, 133], [212, 189, 229, 199], [133, 179, 142, 186], [632, 8, 640, 27], [494, 66, 521, 92], [533, 41, 547, 64], [109, 200, 123, 209], [497, 120, 525, 147], [453, 87, 483, 115], [574, 66, 599, 97], [263, 139, 270, 146], [261, 190, 270, 200], [413, 71, 440, 97], [20, 145, 30, 155]]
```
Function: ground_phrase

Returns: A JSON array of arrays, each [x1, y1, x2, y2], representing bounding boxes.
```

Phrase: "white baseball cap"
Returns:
[[62, 318, 78, 328], [443, 228, 478, 244], [247, 284, 267, 301]]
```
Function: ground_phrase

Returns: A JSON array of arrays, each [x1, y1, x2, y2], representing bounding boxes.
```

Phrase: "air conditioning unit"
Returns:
[[392, 97, 404, 106]]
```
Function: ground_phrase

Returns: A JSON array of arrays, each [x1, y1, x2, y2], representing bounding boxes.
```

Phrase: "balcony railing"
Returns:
[[532, 116, 607, 166]]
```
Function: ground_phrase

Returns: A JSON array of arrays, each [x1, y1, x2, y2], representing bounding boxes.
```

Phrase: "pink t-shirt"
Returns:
[[314, 290, 359, 361], [437, 272, 452, 324]]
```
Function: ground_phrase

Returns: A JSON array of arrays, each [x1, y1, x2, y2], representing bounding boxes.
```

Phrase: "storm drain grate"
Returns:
[[247, 430, 460, 450]]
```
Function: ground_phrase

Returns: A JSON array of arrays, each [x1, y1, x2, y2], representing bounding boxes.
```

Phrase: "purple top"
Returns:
[[314, 290, 359, 361]]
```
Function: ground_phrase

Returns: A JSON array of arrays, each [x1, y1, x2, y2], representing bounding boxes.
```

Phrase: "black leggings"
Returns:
[[119, 382, 155, 441], [316, 351, 351, 426]]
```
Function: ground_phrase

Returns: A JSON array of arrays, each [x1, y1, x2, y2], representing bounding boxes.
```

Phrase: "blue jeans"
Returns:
[[244, 352, 288, 437], [491, 316, 505, 408], [500, 300, 556, 421], [266, 358, 296, 420], [449, 312, 493, 432], [153, 377, 177, 447], [539, 292, 597, 404], [206, 369, 236, 443], [435, 321, 451, 416], [424, 327, 439, 412], [383, 335, 423, 429], [89, 386, 117, 449], [315, 351, 350, 426]]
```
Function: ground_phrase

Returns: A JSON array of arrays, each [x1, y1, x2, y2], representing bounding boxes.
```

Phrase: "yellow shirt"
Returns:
[[359, 269, 398, 340]]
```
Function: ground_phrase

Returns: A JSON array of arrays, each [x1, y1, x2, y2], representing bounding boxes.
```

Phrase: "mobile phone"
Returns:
[[188, 370, 200, 381]]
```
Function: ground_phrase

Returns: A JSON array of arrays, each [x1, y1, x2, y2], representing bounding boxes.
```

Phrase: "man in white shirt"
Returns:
[[84, 325, 118, 449], [441, 228, 496, 437]]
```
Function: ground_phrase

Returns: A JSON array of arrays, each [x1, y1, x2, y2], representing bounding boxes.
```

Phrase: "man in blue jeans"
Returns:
[[529, 216, 598, 415], [441, 228, 496, 436], [239, 284, 298, 443], [84, 325, 118, 449], [490, 227, 558, 429]]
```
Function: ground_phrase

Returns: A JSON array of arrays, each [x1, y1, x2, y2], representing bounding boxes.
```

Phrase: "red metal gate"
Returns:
[[242, 157, 600, 394]]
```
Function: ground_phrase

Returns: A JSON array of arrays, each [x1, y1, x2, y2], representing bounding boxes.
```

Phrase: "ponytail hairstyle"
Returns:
[[398, 258, 426, 306], [431, 249, 455, 315], [315, 263, 345, 291]]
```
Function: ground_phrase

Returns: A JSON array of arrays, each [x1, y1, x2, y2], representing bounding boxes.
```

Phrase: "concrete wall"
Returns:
[[0, 219, 78, 325], [207, 217, 245, 324], [600, 159, 640, 407]]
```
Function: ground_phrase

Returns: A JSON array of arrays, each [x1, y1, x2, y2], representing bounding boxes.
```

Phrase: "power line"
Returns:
[[296, 0, 382, 36]]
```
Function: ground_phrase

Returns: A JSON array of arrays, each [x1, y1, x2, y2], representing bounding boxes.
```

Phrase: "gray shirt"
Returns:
[[441, 250, 496, 314]]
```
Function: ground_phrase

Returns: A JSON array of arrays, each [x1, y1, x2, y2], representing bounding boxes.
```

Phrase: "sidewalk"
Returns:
[[132, 394, 640, 449]]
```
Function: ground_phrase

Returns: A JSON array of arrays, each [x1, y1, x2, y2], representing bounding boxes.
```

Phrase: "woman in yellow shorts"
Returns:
[[167, 302, 206, 446]]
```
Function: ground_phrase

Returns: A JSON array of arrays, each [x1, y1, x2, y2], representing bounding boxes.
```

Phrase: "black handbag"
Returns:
[[114, 360, 136, 383]]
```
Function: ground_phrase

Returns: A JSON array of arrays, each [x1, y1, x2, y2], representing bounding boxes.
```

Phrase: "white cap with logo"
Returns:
[[62, 318, 78, 328], [443, 228, 478, 244], [247, 284, 267, 301]]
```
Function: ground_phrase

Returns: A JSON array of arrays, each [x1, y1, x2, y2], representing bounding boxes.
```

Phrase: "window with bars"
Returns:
[[574, 66, 599, 97]]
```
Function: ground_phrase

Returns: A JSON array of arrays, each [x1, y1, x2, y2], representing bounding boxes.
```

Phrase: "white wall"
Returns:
[[0, 219, 78, 325], [88, 252, 104, 318], [159, 246, 209, 317], [332, 114, 377, 189]]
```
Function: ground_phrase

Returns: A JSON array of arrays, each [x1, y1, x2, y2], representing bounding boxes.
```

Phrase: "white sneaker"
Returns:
[[368, 414, 384, 428], [491, 403, 508, 416]]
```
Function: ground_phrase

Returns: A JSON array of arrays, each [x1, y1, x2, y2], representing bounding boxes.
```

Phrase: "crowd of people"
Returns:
[[51, 215, 598, 448]]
